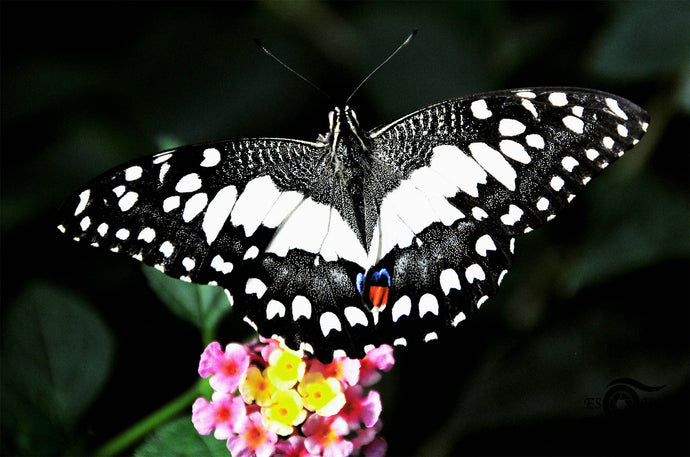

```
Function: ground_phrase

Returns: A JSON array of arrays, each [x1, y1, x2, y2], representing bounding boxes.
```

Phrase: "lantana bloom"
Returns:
[[192, 393, 246, 439], [298, 372, 346, 417], [266, 347, 306, 391], [262, 389, 308, 436], [228, 411, 278, 457], [192, 338, 394, 457], [241, 366, 276, 407], [199, 342, 250, 393], [302, 414, 352, 457]]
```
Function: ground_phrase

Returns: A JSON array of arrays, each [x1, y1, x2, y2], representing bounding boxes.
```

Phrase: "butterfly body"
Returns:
[[58, 88, 648, 362]]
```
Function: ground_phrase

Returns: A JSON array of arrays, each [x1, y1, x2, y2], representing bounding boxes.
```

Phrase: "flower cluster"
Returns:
[[192, 338, 394, 457]]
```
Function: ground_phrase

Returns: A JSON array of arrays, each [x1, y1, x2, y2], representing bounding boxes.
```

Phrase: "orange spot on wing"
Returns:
[[369, 286, 389, 308]]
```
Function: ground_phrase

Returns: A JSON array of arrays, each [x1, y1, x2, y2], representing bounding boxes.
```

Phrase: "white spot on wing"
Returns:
[[440, 268, 461, 295], [183, 192, 208, 222], [475, 234, 497, 256], [97, 223, 109, 237], [118, 191, 139, 211], [231, 176, 281, 237], [521, 99, 538, 118], [112, 185, 126, 198], [200, 148, 221, 167], [138, 227, 155, 243], [472, 207, 489, 220], [500, 204, 523, 226], [498, 118, 526, 137], [344, 306, 368, 327], [391, 296, 411, 322], [292, 295, 312, 320], [243, 245, 259, 260], [452, 311, 466, 326], [548, 92, 568, 106], [163, 196, 180, 212], [80, 216, 91, 230], [266, 299, 285, 319], [393, 337, 407, 346], [115, 228, 130, 240], [429, 145, 487, 198], [563, 115, 584, 134], [182, 257, 195, 271], [153, 152, 172, 164], [469, 142, 517, 190], [245, 278, 266, 298], [159, 162, 170, 182], [536, 197, 550, 211], [418, 294, 439, 318], [561, 156, 579, 172], [320, 312, 342, 336], [550, 176, 565, 191], [602, 136, 615, 149], [159, 241, 174, 257], [211, 255, 233, 274], [585, 148, 600, 160], [605, 98, 628, 119], [125, 166, 143, 181], [203, 185, 238, 244], [465, 264, 486, 283], [175, 173, 202, 193], [499, 139, 531, 164], [617, 124, 628, 137], [424, 332, 438, 342], [525, 134, 545, 149], [470, 99, 492, 119], [75, 190, 90, 216], [516, 90, 536, 98]]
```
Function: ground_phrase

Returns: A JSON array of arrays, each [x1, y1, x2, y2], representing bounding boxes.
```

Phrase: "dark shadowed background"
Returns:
[[2, 1, 688, 456]]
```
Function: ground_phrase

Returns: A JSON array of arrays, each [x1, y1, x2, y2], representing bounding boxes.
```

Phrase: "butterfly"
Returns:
[[57, 87, 649, 362]]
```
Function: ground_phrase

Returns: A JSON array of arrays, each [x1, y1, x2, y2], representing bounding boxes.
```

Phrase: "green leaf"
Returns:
[[589, 1, 690, 80], [142, 265, 231, 342], [0, 282, 114, 455], [134, 417, 229, 457]]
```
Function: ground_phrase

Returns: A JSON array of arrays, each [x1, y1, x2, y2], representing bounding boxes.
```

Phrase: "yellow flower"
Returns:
[[239, 366, 275, 406], [297, 372, 346, 416], [261, 389, 307, 436], [266, 348, 306, 391]]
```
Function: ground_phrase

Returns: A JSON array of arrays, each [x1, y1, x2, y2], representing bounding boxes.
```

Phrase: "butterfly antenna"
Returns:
[[345, 29, 418, 106], [254, 39, 332, 101]]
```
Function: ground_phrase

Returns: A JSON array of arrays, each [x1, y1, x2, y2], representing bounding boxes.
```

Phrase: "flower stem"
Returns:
[[94, 380, 204, 456]]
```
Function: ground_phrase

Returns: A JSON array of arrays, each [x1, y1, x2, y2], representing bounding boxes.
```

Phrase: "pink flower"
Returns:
[[192, 394, 246, 439], [339, 386, 382, 430], [310, 357, 361, 387], [359, 345, 394, 387], [198, 342, 250, 393], [274, 435, 319, 457], [302, 414, 353, 457], [228, 411, 278, 457]]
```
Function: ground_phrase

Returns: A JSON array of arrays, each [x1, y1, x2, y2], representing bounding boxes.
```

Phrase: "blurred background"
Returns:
[[1, 1, 688, 456]]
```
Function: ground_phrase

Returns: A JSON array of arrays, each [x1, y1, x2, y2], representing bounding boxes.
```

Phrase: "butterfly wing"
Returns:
[[57, 136, 384, 360], [363, 88, 649, 347]]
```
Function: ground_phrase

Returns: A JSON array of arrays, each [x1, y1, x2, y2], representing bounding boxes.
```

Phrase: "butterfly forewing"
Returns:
[[57, 87, 648, 362]]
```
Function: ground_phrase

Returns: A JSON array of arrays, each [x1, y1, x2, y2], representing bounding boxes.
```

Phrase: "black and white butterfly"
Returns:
[[57, 87, 649, 362]]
